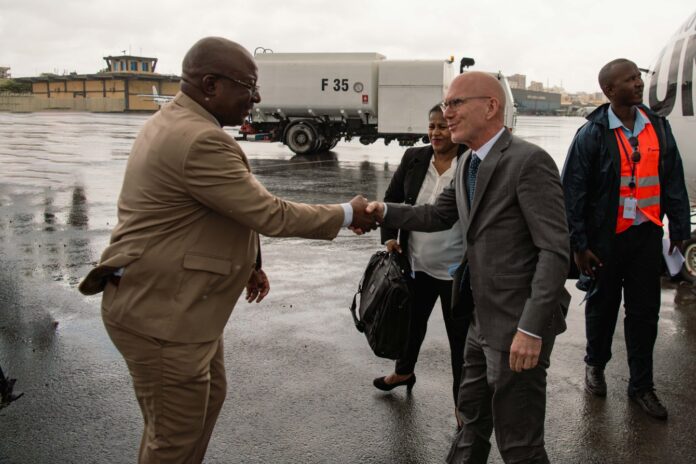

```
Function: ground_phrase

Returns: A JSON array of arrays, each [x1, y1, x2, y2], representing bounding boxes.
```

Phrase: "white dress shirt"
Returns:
[[472, 127, 506, 161], [408, 157, 464, 280]]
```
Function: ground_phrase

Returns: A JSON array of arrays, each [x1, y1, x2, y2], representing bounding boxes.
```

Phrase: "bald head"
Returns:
[[444, 72, 506, 148], [598, 58, 635, 94], [182, 37, 254, 82], [179, 37, 260, 126], [454, 72, 506, 122]]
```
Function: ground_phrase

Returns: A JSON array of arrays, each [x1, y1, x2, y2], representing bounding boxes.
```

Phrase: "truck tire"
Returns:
[[315, 137, 338, 152], [680, 237, 696, 282], [316, 137, 330, 152], [359, 136, 376, 145], [285, 121, 317, 155]]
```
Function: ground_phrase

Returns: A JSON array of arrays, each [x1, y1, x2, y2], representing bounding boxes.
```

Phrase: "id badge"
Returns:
[[623, 197, 637, 219]]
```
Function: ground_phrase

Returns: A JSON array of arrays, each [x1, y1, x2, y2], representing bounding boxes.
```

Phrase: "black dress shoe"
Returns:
[[630, 389, 668, 420], [373, 373, 416, 392], [585, 365, 607, 397]]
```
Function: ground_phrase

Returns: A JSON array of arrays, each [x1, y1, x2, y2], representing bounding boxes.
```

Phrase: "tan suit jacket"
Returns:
[[79, 92, 344, 342]]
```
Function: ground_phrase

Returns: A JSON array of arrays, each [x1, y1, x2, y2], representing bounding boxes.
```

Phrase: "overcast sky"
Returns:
[[1, 0, 693, 93]]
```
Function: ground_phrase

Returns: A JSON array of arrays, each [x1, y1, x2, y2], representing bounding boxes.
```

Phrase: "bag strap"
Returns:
[[349, 251, 393, 333], [389, 250, 412, 277], [349, 290, 365, 332]]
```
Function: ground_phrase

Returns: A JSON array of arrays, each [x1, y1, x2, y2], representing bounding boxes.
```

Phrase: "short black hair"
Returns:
[[598, 58, 635, 95]]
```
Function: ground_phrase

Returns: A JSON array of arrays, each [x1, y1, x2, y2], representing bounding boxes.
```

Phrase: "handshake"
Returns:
[[349, 195, 385, 235]]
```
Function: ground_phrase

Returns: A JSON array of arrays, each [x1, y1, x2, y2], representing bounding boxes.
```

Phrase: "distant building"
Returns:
[[589, 92, 607, 105], [103, 55, 157, 74], [507, 73, 526, 90], [528, 81, 544, 92], [0, 67, 10, 79], [512, 88, 562, 115], [14, 54, 179, 112], [568, 91, 608, 106]]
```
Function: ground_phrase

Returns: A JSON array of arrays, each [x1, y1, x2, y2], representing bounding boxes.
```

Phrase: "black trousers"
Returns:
[[395, 271, 468, 405], [585, 222, 663, 395], [446, 321, 553, 464]]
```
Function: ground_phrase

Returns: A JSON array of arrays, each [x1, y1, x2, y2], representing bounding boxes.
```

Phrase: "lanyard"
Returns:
[[616, 130, 637, 194]]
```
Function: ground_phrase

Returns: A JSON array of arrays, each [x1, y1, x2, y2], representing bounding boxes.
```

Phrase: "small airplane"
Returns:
[[137, 86, 175, 106], [642, 9, 696, 278]]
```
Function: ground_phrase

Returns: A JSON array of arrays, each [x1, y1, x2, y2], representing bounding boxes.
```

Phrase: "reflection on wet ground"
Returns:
[[0, 113, 695, 463], [1, 184, 94, 288]]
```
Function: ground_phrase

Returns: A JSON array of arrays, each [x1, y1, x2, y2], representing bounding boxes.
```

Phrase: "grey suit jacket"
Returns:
[[384, 130, 570, 351]]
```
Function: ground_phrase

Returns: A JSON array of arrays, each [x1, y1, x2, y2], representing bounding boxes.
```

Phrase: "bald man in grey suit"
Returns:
[[366, 72, 570, 463]]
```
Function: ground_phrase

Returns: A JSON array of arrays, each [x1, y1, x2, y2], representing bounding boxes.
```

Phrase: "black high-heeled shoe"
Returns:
[[373, 373, 416, 391]]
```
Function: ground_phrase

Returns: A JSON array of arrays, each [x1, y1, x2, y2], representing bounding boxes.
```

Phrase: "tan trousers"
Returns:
[[104, 318, 227, 464]]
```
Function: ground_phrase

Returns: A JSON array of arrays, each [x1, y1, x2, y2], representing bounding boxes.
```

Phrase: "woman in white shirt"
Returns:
[[373, 105, 468, 429]]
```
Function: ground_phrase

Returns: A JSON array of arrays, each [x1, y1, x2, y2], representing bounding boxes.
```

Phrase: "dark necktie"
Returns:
[[467, 153, 481, 208]]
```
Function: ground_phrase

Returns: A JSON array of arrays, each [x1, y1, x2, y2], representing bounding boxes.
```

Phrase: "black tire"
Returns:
[[315, 137, 330, 152], [285, 122, 317, 155], [680, 237, 696, 282], [359, 136, 376, 145]]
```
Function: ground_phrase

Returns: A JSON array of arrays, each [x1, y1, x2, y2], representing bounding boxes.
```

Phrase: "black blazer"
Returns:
[[381, 144, 466, 258]]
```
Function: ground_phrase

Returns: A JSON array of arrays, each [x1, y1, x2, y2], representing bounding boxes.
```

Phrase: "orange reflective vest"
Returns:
[[615, 110, 662, 234]]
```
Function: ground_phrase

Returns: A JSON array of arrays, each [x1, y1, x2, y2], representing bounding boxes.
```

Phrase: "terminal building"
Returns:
[[506, 73, 526, 90], [7, 55, 180, 112], [511, 88, 562, 115]]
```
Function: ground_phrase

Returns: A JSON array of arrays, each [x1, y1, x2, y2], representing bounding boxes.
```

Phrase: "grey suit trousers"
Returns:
[[446, 320, 554, 464]]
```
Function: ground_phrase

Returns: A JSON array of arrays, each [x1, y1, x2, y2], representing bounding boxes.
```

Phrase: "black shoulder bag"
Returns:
[[349, 251, 413, 360]]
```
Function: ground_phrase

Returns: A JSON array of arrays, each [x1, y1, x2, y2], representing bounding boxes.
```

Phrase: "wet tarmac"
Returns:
[[1, 113, 695, 463]]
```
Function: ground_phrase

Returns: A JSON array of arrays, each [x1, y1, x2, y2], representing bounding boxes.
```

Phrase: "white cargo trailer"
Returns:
[[241, 52, 515, 154]]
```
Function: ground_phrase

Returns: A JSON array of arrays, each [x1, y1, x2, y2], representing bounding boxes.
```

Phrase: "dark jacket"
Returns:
[[561, 103, 690, 263], [381, 144, 466, 257]]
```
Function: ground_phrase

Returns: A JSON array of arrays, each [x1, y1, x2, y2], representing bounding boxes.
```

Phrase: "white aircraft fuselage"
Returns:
[[643, 10, 696, 199]]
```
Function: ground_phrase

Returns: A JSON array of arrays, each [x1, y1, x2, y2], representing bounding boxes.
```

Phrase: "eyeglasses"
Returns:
[[440, 96, 491, 112], [213, 74, 260, 95], [628, 136, 641, 162]]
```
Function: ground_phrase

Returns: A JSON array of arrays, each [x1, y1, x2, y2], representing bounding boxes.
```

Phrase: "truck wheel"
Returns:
[[680, 237, 696, 282], [359, 136, 376, 145], [316, 137, 330, 152], [317, 137, 338, 152], [285, 122, 317, 155]]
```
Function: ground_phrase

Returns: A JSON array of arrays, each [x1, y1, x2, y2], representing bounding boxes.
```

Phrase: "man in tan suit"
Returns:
[[79, 37, 375, 463]]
